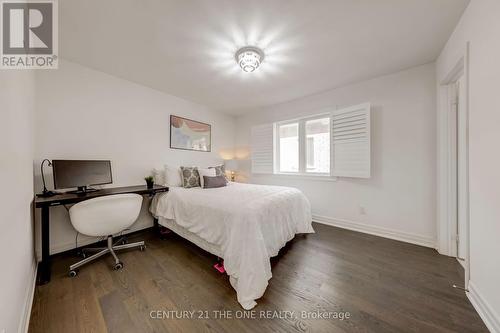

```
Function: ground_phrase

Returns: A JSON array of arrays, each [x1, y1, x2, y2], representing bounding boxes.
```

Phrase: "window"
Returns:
[[278, 122, 299, 172], [251, 103, 370, 178], [305, 118, 330, 173], [276, 116, 331, 175], [306, 137, 314, 168]]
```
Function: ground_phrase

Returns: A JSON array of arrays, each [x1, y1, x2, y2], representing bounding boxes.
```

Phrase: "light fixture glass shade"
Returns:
[[235, 47, 264, 73]]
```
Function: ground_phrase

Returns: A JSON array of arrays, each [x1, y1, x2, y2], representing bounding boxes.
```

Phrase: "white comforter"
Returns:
[[150, 182, 314, 310]]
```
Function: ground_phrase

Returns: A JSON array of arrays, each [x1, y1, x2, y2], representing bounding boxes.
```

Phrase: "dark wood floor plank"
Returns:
[[99, 290, 142, 333], [71, 269, 108, 333], [28, 223, 487, 333]]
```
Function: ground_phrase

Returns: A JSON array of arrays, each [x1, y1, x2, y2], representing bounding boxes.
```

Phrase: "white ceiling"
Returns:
[[60, 0, 469, 115]]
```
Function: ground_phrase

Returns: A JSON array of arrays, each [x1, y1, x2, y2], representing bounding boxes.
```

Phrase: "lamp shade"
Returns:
[[224, 159, 238, 171]]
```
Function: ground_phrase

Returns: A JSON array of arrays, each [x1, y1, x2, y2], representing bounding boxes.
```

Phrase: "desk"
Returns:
[[34, 185, 168, 284]]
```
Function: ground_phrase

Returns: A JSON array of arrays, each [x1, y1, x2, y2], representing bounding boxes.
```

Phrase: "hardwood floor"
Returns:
[[29, 223, 487, 333]]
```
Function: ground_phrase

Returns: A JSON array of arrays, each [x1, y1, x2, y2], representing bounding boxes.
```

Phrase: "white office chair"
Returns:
[[68, 194, 145, 277]]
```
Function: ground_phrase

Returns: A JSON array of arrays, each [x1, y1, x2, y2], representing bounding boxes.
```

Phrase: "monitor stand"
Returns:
[[67, 186, 99, 195]]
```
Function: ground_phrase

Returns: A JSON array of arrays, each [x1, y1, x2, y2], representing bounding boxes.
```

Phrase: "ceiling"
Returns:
[[60, 0, 469, 115]]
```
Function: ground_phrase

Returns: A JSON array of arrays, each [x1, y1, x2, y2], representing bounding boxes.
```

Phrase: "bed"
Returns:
[[149, 182, 314, 310]]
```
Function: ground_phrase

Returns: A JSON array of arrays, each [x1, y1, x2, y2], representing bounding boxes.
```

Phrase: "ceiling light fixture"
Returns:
[[235, 46, 264, 73]]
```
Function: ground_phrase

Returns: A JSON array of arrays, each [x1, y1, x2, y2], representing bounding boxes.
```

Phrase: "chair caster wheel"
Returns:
[[140, 245, 146, 251], [114, 262, 123, 270], [69, 270, 78, 277]]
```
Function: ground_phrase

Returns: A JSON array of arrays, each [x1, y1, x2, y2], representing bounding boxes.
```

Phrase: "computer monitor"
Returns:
[[52, 160, 112, 193]]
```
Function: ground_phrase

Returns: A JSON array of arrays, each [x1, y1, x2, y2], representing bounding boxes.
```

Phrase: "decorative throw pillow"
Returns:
[[164, 164, 182, 187], [203, 175, 227, 188], [198, 168, 216, 188], [152, 168, 166, 186], [180, 166, 200, 188], [209, 165, 228, 183]]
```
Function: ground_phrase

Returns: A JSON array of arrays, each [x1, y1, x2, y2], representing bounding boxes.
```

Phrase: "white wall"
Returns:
[[235, 64, 437, 247], [0, 71, 36, 333], [437, 0, 500, 330], [34, 59, 236, 257]]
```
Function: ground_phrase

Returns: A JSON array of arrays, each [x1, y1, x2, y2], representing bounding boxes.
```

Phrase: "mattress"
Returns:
[[156, 216, 223, 258]]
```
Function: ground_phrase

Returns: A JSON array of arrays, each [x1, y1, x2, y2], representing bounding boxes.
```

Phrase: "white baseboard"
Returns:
[[18, 259, 37, 333], [467, 281, 500, 333], [312, 214, 436, 248]]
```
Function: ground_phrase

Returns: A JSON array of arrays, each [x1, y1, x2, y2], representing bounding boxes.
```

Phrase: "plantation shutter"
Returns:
[[331, 103, 371, 178], [251, 123, 274, 174]]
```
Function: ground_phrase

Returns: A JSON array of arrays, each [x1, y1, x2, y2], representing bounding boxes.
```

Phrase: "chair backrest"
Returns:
[[69, 194, 143, 237]]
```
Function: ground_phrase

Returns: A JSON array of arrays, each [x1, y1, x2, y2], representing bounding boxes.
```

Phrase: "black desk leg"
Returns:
[[154, 217, 170, 240], [38, 206, 51, 284], [153, 217, 159, 234]]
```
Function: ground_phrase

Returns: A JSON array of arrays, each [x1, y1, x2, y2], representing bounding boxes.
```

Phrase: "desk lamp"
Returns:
[[37, 159, 57, 197]]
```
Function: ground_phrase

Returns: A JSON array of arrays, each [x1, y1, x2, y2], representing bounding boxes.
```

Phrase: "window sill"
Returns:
[[254, 173, 338, 182]]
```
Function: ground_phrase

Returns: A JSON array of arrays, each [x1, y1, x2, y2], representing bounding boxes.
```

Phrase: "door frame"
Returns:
[[436, 42, 470, 288]]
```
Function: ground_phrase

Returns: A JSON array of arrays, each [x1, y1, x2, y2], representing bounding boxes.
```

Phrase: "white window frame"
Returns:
[[274, 113, 332, 177]]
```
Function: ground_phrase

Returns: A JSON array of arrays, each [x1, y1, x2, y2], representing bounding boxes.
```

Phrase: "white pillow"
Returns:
[[164, 164, 182, 187], [152, 168, 166, 186], [198, 168, 216, 188]]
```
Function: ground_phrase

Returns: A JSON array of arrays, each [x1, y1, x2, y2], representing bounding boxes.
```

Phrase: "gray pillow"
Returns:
[[180, 166, 200, 188], [203, 175, 227, 188], [209, 165, 228, 183]]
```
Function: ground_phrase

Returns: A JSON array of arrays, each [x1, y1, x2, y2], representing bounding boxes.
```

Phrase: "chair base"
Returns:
[[69, 236, 145, 276]]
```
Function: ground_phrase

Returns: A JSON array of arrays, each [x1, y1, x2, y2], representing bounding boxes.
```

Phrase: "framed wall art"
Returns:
[[170, 115, 211, 152]]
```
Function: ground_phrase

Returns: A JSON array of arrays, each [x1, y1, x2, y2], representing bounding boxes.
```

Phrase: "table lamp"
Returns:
[[224, 159, 238, 182]]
